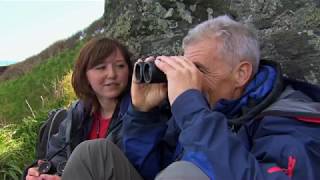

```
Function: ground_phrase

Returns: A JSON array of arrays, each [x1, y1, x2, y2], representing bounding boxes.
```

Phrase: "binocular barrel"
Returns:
[[38, 161, 55, 174], [38, 160, 66, 175], [135, 61, 167, 83]]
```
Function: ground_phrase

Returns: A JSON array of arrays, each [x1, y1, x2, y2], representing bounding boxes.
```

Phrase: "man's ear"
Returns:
[[233, 61, 253, 88]]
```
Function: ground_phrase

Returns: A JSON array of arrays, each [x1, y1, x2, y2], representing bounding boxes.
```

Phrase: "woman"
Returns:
[[25, 37, 133, 180]]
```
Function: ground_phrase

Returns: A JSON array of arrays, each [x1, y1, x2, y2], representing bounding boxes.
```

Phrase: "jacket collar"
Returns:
[[225, 60, 284, 129]]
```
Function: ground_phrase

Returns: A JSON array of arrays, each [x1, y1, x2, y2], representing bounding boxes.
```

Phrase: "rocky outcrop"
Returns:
[[101, 0, 320, 85]]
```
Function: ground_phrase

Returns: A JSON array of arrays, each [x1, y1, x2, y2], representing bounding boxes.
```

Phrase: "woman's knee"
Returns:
[[155, 161, 209, 180], [70, 139, 114, 160]]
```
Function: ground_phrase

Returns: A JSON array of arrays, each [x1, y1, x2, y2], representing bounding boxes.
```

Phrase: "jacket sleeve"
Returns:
[[122, 103, 176, 180], [172, 89, 320, 180]]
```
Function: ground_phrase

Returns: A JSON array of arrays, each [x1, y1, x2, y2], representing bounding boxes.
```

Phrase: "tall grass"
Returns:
[[0, 42, 82, 179], [0, 43, 82, 125], [0, 115, 45, 180]]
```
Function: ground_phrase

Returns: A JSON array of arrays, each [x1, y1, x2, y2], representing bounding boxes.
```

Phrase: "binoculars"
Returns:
[[38, 160, 66, 176], [135, 61, 167, 83]]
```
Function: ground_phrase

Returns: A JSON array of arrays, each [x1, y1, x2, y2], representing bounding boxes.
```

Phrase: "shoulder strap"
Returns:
[[46, 109, 68, 150], [35, 108, 67, 160], [65, 101, 80, 157]]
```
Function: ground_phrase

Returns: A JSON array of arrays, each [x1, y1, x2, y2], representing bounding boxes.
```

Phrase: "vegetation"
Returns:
[[0, 43, 81, 125], [0, 42, 82, 179]]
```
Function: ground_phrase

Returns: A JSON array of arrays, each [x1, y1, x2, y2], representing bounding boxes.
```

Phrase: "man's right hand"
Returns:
[[131, 57, 168, 112]]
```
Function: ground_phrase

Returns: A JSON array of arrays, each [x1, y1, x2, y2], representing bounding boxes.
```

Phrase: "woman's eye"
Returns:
[[94, 65, 105, 70], [116, 64, 126, 68]]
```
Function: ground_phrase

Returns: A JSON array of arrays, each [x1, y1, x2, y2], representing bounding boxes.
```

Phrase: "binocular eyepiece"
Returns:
[[38, 161, 55, 175], [135, 61, 167, 84], [38, 160, 66, 176]]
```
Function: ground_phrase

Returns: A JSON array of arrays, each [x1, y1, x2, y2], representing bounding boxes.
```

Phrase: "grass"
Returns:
[[0, 43, 82, 125], [0, 42, 82, 179]]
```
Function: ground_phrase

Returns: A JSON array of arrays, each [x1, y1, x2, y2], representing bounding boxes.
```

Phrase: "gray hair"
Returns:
[[182, 15, 260, 74]]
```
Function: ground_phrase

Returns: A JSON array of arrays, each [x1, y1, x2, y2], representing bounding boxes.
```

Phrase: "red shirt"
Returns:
[[88, 112, 111, 140]]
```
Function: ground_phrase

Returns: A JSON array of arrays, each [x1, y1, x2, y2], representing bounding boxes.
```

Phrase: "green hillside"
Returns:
[[0, 42, 82, 179], [0, 42, 82, 125]]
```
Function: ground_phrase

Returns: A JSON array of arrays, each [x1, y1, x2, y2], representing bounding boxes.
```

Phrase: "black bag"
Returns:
[[35, 108, 68, 160], [22, 108, 68, 179]]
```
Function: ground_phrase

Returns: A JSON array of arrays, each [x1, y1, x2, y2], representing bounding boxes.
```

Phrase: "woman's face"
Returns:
[[86, 48, 129, 101]]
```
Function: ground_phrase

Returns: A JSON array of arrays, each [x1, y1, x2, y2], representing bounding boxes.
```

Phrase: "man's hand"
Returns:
[[155, 56, 202, 105], [131, 57, 168, 112]]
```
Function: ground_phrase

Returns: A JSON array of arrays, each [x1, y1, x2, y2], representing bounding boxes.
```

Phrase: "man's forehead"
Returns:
[[184, 43, 216, 59], [184, 38, 218, 51]]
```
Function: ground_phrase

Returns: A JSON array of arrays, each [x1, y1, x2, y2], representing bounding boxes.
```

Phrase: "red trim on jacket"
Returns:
[[287, 156, 296, 177], [295, 116, 320, 124], [267, 156, 296, 178]]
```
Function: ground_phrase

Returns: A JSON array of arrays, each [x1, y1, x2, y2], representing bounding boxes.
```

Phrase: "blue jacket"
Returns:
[[122, 61, 320, 180], [45, 92, 131, 172]]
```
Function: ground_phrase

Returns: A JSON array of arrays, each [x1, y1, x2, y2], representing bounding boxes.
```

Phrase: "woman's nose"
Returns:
[[105, 65, 116, 78]]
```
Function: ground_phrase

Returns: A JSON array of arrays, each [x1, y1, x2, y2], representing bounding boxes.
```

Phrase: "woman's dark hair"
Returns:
[[72, 37, 133, 113]]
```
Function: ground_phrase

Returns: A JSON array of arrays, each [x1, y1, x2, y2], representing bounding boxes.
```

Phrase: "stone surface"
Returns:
[[101, 0, 320, 84]]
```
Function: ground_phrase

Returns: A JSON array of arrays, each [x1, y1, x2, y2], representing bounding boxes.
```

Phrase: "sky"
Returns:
[[0, 0, 104, 65]]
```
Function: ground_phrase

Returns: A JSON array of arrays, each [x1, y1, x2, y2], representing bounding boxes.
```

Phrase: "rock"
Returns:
[[102, 0, 320, 85]]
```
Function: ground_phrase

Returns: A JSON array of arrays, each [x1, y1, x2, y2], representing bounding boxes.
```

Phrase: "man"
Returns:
[[62, 15, 320, 180]]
